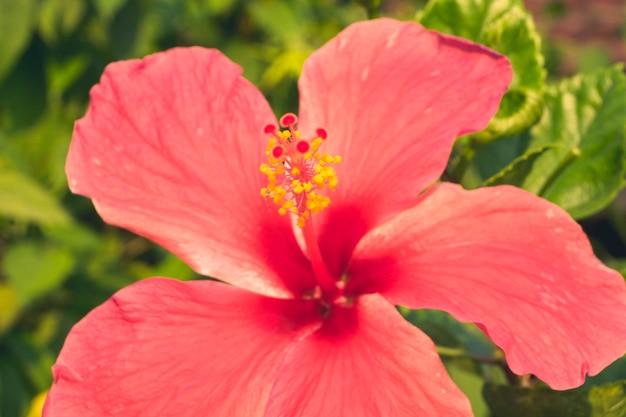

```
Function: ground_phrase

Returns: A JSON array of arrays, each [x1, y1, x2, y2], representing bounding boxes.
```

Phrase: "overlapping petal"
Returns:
[[43, 278, 323, 417], [298, 19, 512, 275], [265, 294, 472, 417], [67, 48, 317, 298], [348, 183, 626, 389]]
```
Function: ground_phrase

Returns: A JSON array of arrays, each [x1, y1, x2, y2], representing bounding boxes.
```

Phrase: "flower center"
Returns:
[[260, 113, 341, 228]]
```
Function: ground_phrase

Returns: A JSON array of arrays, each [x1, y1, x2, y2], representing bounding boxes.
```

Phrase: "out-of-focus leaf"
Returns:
[[206, 0, 237, 15], [447, 364, 489, 417], [521, 65, 626, 218], [93, 0, 127, 21], [25, 391, 47, 417], [484, 381, 626, 417], [43, 223, 100, 253], [3, 242, 75, 305], [4, 335, 54, 392], [401, 308, 494, 357], [0, 0, 36, 83], [0, 45, 47, 130], [0, 169, 70, 225], [109, 1, 158, 59], [0, 354, 30, 417], [260, 49, 310, 89], [46, 55, 88, 101], [419, 0, 545, 141], [247, 1, 306, 44], [5, 110, 73, 193], [131, 251, 199, 282], [38, 0, 85, 44], [583, 356, 626, 388], [0, 285, 20, 335]]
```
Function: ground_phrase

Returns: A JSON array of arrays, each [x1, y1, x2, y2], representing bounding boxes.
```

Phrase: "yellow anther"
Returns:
[[292, 180, 305, 194], [306, 192, 331, 214], [311, 138, 323, 152], [328, 176, 338, 191], [291, 167, 301, 176], [312, 174, 325, 189], [278, 200, 295, 215], [265, 138, 277, 153], [296, 215, 307, 228]]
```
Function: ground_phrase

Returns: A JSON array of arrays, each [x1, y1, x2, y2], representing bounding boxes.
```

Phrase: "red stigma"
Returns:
[[264, 124, 277, 134], [316, 128, 327, 140], [296, 140, 310, 154], [280, 113, 298, 127], [271, 145, 285, 158]]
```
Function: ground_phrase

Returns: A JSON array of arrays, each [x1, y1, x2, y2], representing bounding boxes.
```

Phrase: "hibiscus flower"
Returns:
[[44, 18, 626, 417]]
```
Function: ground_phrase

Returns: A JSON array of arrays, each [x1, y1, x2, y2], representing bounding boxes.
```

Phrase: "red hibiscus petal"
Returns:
[[43, 278, 323, 417], [298, 19, 512, 276], [348, 183, 626, 389], [265, 294, 473, 417], [67, 47, 317, 298]]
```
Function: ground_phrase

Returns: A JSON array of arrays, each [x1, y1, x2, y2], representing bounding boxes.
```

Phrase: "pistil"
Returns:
[[260, 113, 343, 301], [301, 217, 341, 300]]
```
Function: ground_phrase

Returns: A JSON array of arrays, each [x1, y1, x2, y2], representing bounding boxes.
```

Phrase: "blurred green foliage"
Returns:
[[0, 0, 625, 416]]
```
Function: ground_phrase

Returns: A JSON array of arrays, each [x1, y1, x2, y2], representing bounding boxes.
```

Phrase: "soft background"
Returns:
[[0, 0, 625, 416]]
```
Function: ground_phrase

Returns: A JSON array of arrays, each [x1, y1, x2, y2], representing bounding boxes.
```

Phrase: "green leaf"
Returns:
[[38, 0, 86, 44], [419, 0, 545, 140], [483, 144, 558, 186], [521, 65, 626, 218], [484, 381, 626, 417], [0, 354, 31, 417], [401, 308, 495, 357], [25, 391, 47, 417], [0, 168, 70, 226], [0, 285, 21, 335], [0, 45, 47, 130], [0, 0, 37, 83], [4, 334, 54, 392], [3, 242, 75, 305], [447, 364, 489, 417], [247, 1, 307, 44], [93, 0, 127, 21]]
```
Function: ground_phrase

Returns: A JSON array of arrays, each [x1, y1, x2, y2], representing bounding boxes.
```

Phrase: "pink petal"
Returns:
[[348, 183, 626, 389], [67, 47, 316, 298], [298, 19, 512, 276], [43, 278, 323, 417], [265, 294, 472, 417]]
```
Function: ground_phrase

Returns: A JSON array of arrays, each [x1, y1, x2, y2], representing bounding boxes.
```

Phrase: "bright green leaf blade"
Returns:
[[484, 381, 626, 417], [3, 242, 75, 305], [0, 169, 70, 225], [419, 0, 545, 140], [447, 364, 489, 417], [0, 0, 36, 82], [522, 65, 626, 218]]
